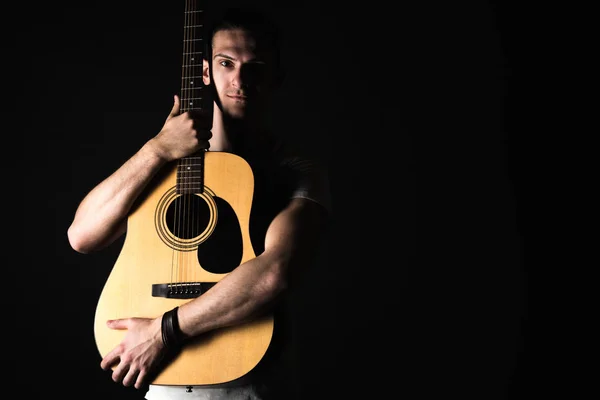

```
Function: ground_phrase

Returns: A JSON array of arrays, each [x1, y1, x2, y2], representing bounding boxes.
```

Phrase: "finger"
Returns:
[[167, 94, 181, 120], [134, 368, 149, 390], [190, 108, 212, 130], [122, 367, 140, 388], [196, 128, 212, 140], [100, 345, 122, 370], [198, 136, 211, 150], [106, 318, 129, 330], [111, 360, 129, 384]]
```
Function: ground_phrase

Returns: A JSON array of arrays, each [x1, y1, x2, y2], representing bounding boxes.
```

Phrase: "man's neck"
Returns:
[[209, 111, 265, 154]]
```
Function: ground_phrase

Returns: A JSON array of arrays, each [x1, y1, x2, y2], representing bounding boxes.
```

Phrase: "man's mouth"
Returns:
[[228, 95, 247, 99]]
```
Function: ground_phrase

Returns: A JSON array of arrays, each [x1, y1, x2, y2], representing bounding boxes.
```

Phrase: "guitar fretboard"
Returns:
[[178, 0, 207, 194], [177, 155, 204, 194], [180, 1, 206, 113]]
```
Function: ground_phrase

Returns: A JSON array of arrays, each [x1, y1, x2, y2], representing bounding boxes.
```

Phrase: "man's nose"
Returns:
[[231, 69, 243, 88], [233, 65, 259, 88]]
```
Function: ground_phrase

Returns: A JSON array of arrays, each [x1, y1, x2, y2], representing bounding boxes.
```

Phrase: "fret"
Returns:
[[181, 81, 203, 86], [181, 85, 202, 90], [177, 165, 203, 172], [177, 151, 205, 194], [177, 163, 203, 167], [178, 156, 204, 161], [177, 180, 204, 194], [177, 181, 204, 185], [182, 72, 202, 78], [182, 77, 202, 81]]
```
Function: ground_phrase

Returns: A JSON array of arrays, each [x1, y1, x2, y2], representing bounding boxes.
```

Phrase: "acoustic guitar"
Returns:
[[93, 0, 274, 385]]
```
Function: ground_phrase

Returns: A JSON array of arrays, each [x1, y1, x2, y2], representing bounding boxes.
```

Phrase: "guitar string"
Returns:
[[191, 0, 201, 291], [190, 0, 201, 288], [190, 0, 198, 287], [196, 0, 204, 287], [172, 0, 190, 295], [182, 0, 189, 292], [182, 0, 193, 291], [195, 0, 204, 288], [186, 0, 201, 290]]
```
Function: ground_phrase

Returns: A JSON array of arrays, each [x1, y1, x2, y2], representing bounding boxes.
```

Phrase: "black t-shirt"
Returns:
[[145, 135, 331, 399]]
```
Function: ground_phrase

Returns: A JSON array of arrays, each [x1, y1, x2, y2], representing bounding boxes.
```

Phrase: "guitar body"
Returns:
[[94, 152, 274, 385]]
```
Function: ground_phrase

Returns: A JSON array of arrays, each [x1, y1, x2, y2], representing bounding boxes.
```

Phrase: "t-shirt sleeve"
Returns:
[[280, 156, 332, 216]]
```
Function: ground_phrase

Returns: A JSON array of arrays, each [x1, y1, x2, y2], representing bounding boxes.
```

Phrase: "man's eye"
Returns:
[[219, 60, 233, 67]]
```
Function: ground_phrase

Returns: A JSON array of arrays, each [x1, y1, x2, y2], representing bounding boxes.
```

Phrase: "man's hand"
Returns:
[[148, 94, 212, 162], [100, 316, 166, 389]]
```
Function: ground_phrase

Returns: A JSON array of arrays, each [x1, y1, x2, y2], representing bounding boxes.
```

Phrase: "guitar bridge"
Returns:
[[152, 282, 216, 299]]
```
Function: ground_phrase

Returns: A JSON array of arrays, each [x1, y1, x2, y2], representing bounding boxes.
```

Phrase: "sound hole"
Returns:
[[165, 194, 210, 239], [197, 197, 244, 274]]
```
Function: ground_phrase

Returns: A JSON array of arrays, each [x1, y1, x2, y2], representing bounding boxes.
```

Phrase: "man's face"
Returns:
[[203, 28, 276, 120]]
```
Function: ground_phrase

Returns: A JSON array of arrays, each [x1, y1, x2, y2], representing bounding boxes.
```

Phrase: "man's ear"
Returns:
[[202, 59, 211, 86]]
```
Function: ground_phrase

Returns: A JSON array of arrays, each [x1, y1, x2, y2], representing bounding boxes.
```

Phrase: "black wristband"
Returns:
[[161, 306, 184, 354]]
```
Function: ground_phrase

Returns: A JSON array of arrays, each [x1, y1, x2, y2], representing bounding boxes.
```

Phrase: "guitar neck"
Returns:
[[179, 0, 209, 192], [180, 0, 207, 114]]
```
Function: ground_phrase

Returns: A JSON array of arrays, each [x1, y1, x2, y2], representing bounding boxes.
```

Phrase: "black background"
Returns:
[[17, 0, 527, 398]]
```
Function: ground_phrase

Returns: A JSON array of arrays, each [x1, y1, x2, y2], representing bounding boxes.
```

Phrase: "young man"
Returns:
[[67, 7, 331, 400]]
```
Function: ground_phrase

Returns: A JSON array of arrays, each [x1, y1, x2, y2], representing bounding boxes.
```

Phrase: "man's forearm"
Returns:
[[68, 140, 168, 253]]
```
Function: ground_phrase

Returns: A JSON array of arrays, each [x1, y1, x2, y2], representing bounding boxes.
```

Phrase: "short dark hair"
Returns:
[[204, 6, 284, 83]]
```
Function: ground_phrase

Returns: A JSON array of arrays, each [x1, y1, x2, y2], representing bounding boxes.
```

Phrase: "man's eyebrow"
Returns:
[[212, 52, 266, 64], [213, 53, 236, 61]]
